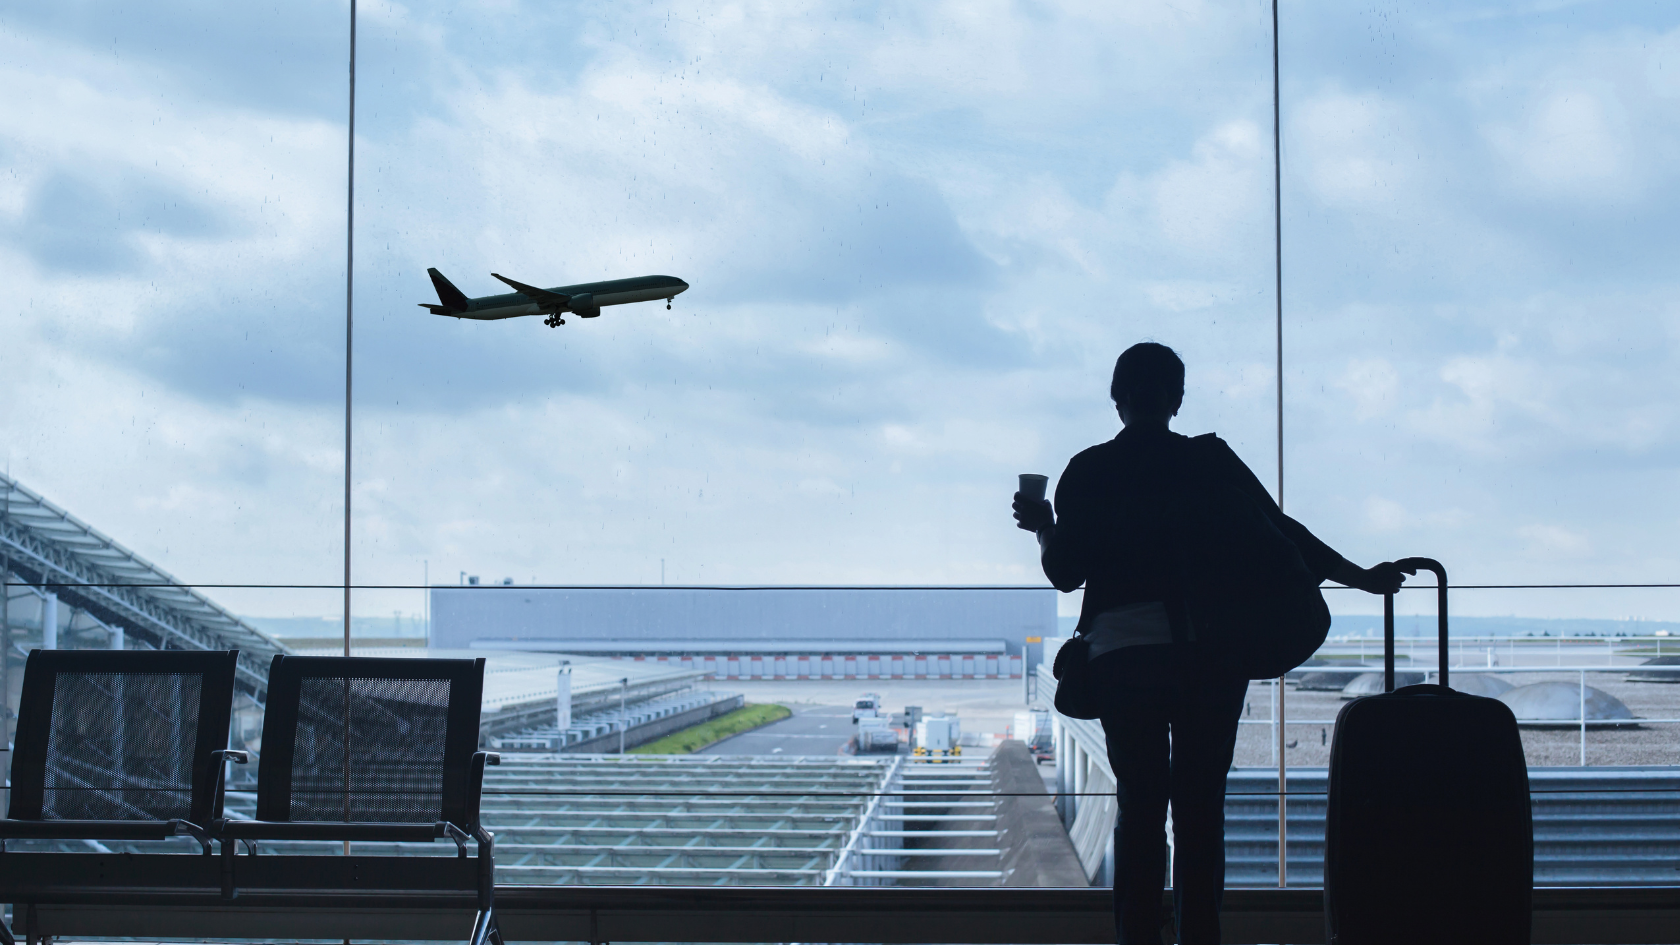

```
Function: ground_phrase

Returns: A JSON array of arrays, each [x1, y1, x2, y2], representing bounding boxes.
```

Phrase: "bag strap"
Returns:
[[1165, 433, 1231, 647]]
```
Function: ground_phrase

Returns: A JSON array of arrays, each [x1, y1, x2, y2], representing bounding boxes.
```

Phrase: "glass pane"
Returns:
[[7, 0, 1678, 917], [1281, 0, 1680, 592], [0, 3, 346, 622]]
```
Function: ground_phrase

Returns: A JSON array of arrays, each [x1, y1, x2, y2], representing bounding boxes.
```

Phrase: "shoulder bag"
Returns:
[[1050, 634, 1103, 720], [1173, 434, 1331, 680]]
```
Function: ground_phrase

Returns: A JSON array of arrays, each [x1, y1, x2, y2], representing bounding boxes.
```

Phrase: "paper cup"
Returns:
[[1018, 474, 1049, 501]]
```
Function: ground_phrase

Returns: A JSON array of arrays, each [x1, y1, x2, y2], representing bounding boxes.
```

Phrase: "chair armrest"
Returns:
[[465, 751, 500, 829], [220, 820, 440, 843], [0, 818, 211, 855], [169, 819, 214, 855], [208, 749, 249, 821], [0, 819, 173, 840], [438, 820, 470, 857]]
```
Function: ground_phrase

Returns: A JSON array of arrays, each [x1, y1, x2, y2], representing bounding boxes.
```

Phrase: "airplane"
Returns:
[[420, 269, 690, 327]]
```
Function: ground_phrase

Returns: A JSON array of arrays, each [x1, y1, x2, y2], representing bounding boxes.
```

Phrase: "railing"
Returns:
[[1042, 658, 1680, 892], [1221, 767, 1680, 887], [826, 753, 906, 884], [1246, 636, 1680, 766]]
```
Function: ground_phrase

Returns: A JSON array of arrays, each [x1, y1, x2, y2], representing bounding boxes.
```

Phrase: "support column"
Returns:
[[556, 665, 573, 732], [42, 593, 58, 650], [110, 624, 124, 650], [1053, 719, 1070, 824], [0, 547, 10, 747], [1071, 742, 1087, 823]]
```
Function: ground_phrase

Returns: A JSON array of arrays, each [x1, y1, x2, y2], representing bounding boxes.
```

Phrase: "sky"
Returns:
[[2, 0, 1678, 624]]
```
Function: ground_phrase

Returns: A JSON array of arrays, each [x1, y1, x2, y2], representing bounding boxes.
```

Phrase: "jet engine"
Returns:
[[568, 292, 601, 318]]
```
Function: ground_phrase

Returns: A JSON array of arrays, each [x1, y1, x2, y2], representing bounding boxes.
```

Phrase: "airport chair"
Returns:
[[218, 655, 501, 945], [0, 649, 243, 945]]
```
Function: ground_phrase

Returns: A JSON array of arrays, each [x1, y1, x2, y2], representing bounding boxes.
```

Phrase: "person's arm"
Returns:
[[1209, 438, 1402, 595], [1327, 558, 1404, 595], [1012, 456, 1090, 593]]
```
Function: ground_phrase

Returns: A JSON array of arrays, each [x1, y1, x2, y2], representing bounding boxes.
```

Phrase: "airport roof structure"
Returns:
[[0, 472, 286, 693], [17, 752, 1006, 886], [220, 754, 904, 885]]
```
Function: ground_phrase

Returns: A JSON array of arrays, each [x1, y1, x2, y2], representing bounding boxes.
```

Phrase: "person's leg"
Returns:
[[1099, 645, 1175, 945], [1166, 655, 1249, 945]]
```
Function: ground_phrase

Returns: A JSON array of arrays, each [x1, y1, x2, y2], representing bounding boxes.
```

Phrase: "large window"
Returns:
[[2, 0, 1677, 910]]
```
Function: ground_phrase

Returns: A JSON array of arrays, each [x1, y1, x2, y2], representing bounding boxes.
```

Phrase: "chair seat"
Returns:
[[0, 818, 204, 842], [220, 820, 446, 843]]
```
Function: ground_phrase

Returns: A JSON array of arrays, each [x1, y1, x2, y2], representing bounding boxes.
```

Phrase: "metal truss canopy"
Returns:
[[0, 472, 286, 693]]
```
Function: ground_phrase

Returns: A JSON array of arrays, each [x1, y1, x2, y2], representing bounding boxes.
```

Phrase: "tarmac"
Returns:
[[1233, 670, 1680, 768], [696, 660, 1680, 768], [706, 677, 1029, 749]]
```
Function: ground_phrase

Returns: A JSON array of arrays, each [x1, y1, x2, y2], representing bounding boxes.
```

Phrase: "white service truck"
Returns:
[[913, 714, 961, 760], [1014, 709, 1053, 763], [852, 693, 883, 723]]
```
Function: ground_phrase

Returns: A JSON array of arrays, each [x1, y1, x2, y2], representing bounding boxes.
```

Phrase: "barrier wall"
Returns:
[[629, 653, 1025, 680]]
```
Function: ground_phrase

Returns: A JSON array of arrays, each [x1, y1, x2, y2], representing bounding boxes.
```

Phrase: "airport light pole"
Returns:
[[619, 678, 629, 754]]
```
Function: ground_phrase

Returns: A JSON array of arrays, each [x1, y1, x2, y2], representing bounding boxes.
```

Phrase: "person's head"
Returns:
[[1110, 342, 1185, 426]]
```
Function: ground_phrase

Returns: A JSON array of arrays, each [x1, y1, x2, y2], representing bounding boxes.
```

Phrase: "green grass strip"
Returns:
[[629, 703, 793, 755]]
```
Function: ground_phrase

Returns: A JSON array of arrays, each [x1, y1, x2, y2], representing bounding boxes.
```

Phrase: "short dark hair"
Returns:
[[1110, 342, 1185, 415]]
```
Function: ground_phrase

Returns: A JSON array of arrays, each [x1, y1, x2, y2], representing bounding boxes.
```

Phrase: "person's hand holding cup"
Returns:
[[1013, 474, 1053, 533]]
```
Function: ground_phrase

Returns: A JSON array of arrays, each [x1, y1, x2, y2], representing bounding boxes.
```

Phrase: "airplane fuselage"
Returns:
[[452, 275, 688, 320]]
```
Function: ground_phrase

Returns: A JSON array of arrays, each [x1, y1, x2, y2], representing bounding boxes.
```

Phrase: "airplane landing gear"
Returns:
[[543, 313, 566, 327], [666, 297, 673, 310]]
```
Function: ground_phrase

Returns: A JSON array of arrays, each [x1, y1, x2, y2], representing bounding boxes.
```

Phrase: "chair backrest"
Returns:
[[8, 649, 239, 826], [253, 656, 485, 826]]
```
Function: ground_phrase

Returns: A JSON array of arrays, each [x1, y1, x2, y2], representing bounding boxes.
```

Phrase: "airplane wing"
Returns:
[[491, 273, 571, 305]]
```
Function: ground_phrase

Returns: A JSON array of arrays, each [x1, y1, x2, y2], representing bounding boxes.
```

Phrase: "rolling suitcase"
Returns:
[[1324, 557, 1532, 945]]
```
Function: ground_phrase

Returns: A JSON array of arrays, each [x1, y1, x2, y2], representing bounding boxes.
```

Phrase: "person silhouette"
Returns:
[[1012, 342, 1401, 945]]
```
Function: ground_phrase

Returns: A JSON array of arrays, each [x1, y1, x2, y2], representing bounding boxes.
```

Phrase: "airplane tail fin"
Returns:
[[428, 268, 470, 312]]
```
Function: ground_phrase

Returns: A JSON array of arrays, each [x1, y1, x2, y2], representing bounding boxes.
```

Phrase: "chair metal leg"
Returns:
[[468, 906, 499, 945], [220, 840, 238, 899]]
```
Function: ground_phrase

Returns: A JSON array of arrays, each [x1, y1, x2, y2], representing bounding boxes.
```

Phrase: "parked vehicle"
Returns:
[[855, 716, 900, 753], [913, 714, 962, 760], [1015, 709, 1053, 763], [852, 693, 883, 723]]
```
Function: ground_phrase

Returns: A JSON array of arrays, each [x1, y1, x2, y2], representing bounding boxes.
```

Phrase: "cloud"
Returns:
[[1486, 90, 1634, 202], [1293, 92, 1417, 212], [5, 0, 1680, 622], [1334, 358, 1400, 421], [1518, 523, 1591, 558], [1364, 496, 1411, 533], [1151, 120, 1267, 253], [5, 172, 227, 274]]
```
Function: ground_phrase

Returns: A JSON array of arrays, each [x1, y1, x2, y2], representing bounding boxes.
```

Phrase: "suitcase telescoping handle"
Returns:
[[1382, 557, 1449, 693]]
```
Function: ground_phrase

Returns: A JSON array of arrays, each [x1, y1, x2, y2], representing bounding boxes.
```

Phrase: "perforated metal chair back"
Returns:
[[253, 656, 486, 827], [7, 650, 239, 827]]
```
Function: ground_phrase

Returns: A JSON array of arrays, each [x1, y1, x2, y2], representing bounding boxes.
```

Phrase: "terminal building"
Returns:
[[429, 584, 1055, 679]]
